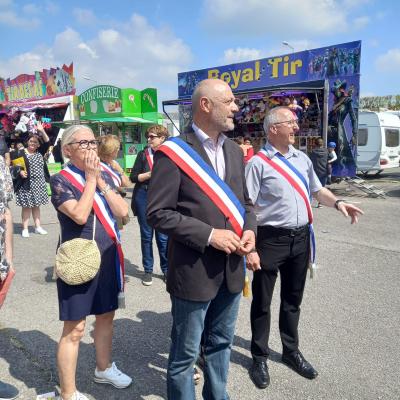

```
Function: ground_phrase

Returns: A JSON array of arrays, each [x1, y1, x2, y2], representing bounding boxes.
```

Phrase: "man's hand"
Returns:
[[245, 251, 261, 271], [209, 229, 241, 254], [337, 202, 364, 224], [236, 230, 256, 256]]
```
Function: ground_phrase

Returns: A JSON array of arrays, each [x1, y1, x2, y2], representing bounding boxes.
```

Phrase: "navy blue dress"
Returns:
[[50, 170, 119, 321]]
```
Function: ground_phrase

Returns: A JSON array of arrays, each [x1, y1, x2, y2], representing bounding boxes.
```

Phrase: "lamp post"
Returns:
[[282, 41, 295, 53], [82, 75, 98, 85]]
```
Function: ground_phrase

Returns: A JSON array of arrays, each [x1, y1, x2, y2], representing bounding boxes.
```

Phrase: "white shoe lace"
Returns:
[[111, 362, 123, 376]]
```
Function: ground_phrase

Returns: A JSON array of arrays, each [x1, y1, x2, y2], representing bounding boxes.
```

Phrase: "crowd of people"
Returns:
[[0, 78, 364, 400]]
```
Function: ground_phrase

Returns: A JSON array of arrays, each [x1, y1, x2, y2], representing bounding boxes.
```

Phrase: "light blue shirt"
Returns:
[[245, 142, 322, 228], [192, 123, 227, 180]]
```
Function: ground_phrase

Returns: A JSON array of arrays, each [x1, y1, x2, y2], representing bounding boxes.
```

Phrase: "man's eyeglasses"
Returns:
[[147, 135, 159, 140], [69, 140, 100, 149], [273, 119, 299, 127]]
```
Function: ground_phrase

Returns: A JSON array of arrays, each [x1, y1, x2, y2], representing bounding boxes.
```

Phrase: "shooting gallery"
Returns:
[[164, 41, 361, 177]]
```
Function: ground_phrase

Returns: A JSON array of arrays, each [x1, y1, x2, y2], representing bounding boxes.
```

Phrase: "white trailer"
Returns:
[[357, 111, 400, 174]]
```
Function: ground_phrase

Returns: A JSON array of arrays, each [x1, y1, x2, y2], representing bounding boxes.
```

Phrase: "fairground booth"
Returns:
[[74, 85, 160, 171], [0, 64, 76, 173], [163, 41, 361, 177]]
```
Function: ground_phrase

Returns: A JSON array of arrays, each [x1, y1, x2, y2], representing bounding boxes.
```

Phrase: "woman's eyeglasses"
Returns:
[[147, 135, 159, 140], [69, 140, 100, 149]]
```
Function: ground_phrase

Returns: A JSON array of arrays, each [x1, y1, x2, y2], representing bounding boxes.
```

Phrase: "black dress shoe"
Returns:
[[282, 351, 318, 379], [250, 360, 270, 389]]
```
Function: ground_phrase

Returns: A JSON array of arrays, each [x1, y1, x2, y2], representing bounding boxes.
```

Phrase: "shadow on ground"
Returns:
[[1, 311, 172, 399]]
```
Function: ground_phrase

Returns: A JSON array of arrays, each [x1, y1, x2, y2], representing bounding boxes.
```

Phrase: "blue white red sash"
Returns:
[[256, 150, 316, 270], [100, 161, 122, 187], [60, 164, 125, 293], [157, 137, 245, 237], [145, 148, 154, 170]]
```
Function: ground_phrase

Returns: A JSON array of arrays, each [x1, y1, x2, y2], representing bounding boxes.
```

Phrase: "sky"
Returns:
[[0, 0, 399, 105]]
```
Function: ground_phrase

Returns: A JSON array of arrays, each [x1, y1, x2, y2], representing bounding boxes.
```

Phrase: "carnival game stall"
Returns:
[[164, 41, 361, 177], [0, 64, 76, 173]]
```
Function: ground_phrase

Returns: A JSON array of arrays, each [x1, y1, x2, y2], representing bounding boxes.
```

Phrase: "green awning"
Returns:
[[80, 116, 155, 124]]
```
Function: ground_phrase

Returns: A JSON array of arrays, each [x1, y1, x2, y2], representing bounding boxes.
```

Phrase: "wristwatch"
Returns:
[[334, 199, 345, 210]]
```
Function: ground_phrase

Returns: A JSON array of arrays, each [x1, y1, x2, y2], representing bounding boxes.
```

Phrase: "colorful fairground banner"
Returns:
[[0, 63, 75, 103], [177, 41, 361, 177]]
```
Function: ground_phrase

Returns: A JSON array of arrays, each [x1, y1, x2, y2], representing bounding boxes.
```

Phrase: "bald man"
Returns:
[[147, 79, 257, 400]]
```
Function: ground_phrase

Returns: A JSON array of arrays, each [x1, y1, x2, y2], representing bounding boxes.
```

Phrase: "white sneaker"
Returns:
[[34, 226, 48, 235], [58, 391, 89, 400], [21, 229, 30, 238], [94, 362, 132, 388]]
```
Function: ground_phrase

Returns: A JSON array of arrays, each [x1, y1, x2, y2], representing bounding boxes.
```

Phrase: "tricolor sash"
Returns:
[[256, 150, 317, 273], [60, 164, 125, 294], [145, 148, 154, 170], [158, 137, 245, 237], [100, 161, 122, 187]]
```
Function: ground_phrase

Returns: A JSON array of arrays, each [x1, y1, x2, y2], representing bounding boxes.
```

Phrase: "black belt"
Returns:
[[258, 224, 309, 238]]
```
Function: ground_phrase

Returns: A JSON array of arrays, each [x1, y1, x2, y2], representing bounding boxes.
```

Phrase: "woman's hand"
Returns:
[[20, 170, 28, 178], [84, 149, 100, 182]]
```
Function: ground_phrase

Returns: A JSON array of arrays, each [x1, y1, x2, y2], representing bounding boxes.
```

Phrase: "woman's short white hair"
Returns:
[[263, 106, 292, 134], [61, 125, 93, 156]]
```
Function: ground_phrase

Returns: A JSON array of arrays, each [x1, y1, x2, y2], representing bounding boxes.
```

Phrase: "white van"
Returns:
[[357, 111, 400, 173]]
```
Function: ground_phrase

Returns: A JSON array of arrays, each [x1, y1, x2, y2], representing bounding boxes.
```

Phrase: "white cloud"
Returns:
[[0, 14, 193, 103], [77, 43, 98, 59], [0, 10, 40, 28], [222, 48, 262, 64], [73, 8, 97, 25], [353, 15, 370, 30], [221, 39, 318, 65], [202, 0, 373, 37], [375, 48, 400, 72]]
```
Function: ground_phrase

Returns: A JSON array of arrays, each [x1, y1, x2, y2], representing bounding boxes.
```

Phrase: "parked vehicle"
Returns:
[[357, 111, 400, 174]]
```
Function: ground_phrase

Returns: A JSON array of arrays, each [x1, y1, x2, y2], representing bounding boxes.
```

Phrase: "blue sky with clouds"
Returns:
[[0, 0, 399, 102]]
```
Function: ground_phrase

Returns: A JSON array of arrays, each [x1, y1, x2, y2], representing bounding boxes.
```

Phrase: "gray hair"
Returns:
[[263, 106, 292, 134], [61, 124, 93, 156]]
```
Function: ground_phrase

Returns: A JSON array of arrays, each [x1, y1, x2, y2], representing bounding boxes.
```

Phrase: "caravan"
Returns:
[[357, 111, 400, 174]]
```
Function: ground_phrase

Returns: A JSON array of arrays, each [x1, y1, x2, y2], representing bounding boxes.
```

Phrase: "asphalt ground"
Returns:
[[1, 168, 399, 400]]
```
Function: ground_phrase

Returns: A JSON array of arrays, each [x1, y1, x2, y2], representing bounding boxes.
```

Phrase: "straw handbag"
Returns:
[[55, 215, 101, 285]]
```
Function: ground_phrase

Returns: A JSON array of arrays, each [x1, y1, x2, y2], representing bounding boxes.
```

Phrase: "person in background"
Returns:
[[11, 122, 50, 238], [327, 141, 337, 184], [52, 139, 65, 165], [50, 125, 131, 400], [98, 135, 130, 197], [245, 106, 363, 390], [0, 155, 19, 400], [0, 129, 10, 167], [147, 79, 257, 400], [243, 136, 255, 163], [309, 137, 328, 207], [129, 125, 169, 286]]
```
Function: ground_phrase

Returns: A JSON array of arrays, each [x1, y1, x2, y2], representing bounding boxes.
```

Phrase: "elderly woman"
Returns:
[[11, 122, 50, 238], [50, 125, 131, 400], [129, 125, 168, 286]]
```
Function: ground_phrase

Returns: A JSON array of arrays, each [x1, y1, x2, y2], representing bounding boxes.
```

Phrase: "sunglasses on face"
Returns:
[[69, 140, 100, 149], [147, 135, 159, 140]]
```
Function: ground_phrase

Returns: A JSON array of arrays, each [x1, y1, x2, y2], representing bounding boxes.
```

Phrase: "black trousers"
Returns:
[[251, 225, 310, 362]]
